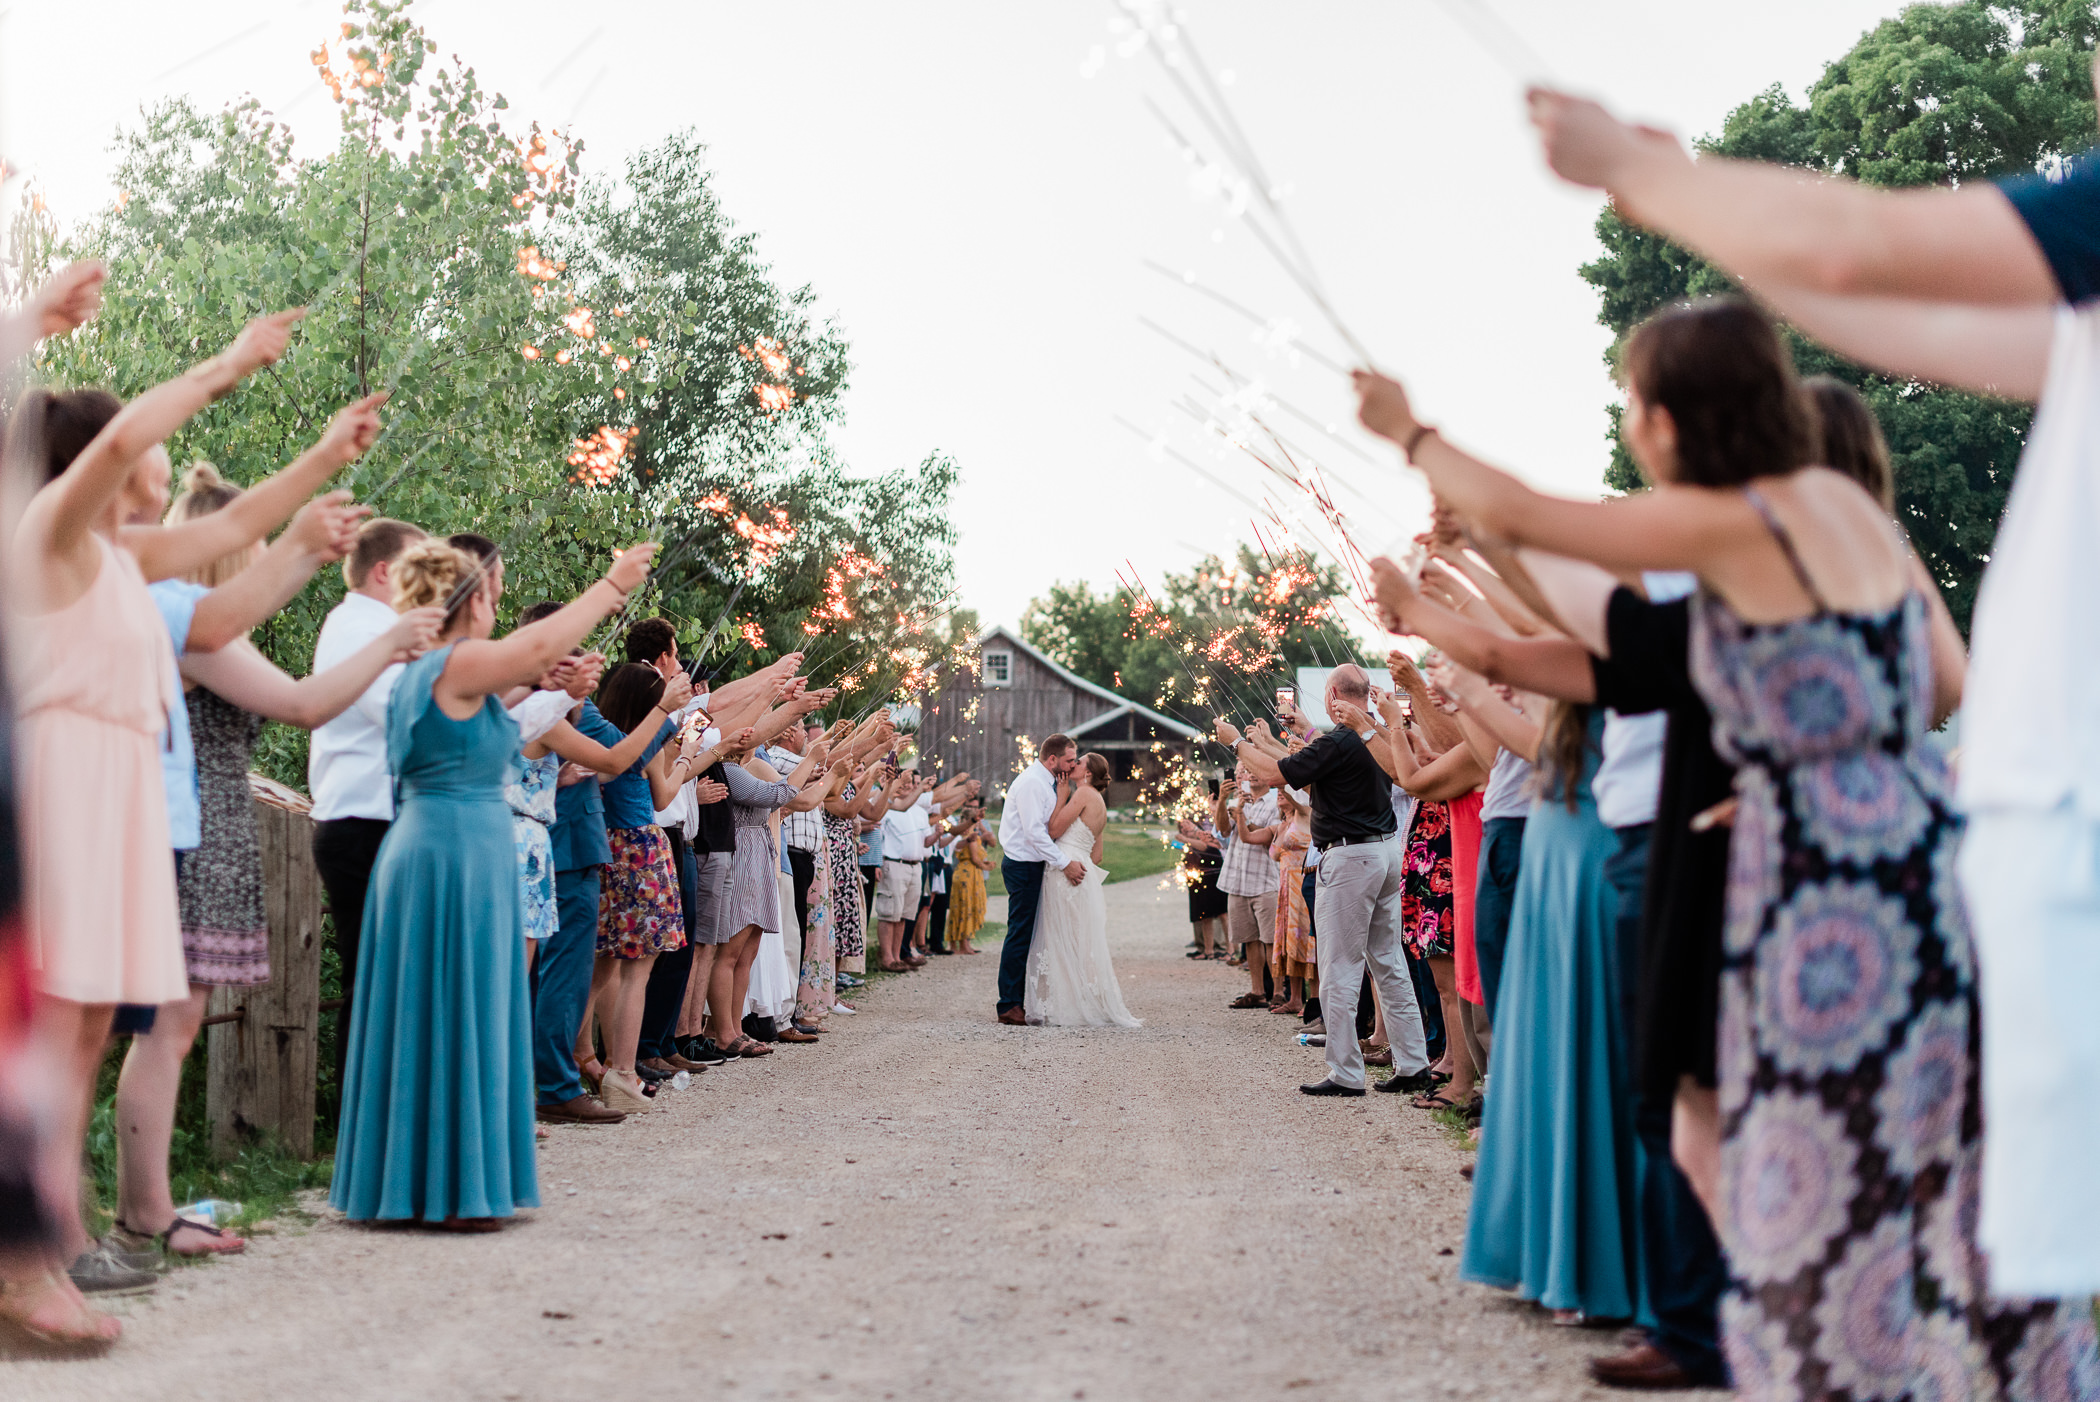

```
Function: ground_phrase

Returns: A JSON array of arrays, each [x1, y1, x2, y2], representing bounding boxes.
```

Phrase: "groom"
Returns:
[[995, 733, 1085, 1025]]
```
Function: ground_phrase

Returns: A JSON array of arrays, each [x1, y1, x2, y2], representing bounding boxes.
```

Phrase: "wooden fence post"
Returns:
[[205, 778, 323, 1159]]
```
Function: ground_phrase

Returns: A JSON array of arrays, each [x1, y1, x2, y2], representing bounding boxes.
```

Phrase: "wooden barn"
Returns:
[[913, 625, 1204, 807]]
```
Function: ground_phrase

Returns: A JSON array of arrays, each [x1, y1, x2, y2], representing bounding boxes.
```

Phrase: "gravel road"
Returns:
[[8, 875, 1713, 1401]]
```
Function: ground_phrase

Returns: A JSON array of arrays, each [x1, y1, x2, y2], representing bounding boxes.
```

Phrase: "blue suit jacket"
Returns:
[[550, 701, 619, 873]]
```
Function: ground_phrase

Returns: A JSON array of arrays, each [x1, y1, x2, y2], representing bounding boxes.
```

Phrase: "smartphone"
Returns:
[[1276, 686, 1295, 710]]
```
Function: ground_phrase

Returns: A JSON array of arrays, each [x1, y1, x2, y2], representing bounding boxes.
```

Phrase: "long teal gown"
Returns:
[[1460, 711, 1642, 1319], [329, 643, 538, 1222]]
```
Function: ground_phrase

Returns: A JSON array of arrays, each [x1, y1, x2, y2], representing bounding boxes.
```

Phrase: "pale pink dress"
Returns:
[[12, 534, 188, 1004]]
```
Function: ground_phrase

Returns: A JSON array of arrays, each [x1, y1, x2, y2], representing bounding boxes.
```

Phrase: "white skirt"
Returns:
[[744, 870, 799, 1020]]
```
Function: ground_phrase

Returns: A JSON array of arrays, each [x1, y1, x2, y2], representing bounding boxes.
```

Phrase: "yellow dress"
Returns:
[[948, 835, 989, 939]]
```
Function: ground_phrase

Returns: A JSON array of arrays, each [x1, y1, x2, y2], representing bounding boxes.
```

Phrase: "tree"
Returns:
[[32, 0, 961, 777], [1580, 1, 2098, 628], [1020, 543, 1367, 730]]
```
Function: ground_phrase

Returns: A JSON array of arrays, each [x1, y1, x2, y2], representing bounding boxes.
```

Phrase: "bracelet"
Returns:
[[600, 576, 631, 603], [1402, 423, 1436, 458]]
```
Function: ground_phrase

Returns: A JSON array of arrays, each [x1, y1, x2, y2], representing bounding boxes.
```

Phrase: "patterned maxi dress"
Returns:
[[1270, 821, 1314, 981], [1692, 495, 2099, 1401], [826, 792, 866, 975], [1401, 798, 1455, 959], [179, 688, 271, 985], [795, 824, 835, 1027]]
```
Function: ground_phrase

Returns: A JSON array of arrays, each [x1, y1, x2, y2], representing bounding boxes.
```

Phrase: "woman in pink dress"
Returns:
[[5, 308, 358, 1336]]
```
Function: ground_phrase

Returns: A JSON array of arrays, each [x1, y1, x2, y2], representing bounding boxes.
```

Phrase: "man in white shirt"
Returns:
[[875, 773, 932, 969], [995, 733, 1084, 1024], [307, 517, 426, 1094]]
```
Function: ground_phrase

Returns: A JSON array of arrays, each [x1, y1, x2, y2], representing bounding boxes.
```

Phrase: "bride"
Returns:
[[1025, 752, 1140, 1028]]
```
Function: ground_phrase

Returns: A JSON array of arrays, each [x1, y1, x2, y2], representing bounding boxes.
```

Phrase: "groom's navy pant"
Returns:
[[996, 857, 1046, 1013]]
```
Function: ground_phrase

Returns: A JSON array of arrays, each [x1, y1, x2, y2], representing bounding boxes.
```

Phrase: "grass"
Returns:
[[85, 1038, 334, 1242], [983, 824, 1182, 898]]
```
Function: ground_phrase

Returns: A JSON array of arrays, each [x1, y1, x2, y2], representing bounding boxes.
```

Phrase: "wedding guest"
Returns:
[[948, 804, 993, 955], [114, 463, 441, 1262], [6, 309, 341, 1291], [709, 734, 834, 1056], [1268, 789, 1314, 1016], [580, 662, 705, 1113], [1527, 89, 2100, 1295], [875, 771, 930, 972], [309, 515, 429, 1096], [1216, 668, 1433, 1097], [1357, 295, 2095, 1395], [1178, 784, 1228, 960], [332, 536, 657, 1227], [1219, 764, 1281, 1009]]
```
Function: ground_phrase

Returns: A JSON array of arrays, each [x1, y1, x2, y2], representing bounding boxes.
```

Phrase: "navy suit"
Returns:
[[536, 701, 619, 1106]]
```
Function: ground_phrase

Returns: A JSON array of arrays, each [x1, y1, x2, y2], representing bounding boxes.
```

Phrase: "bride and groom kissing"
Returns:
[[993, 735, 1141, 1029]]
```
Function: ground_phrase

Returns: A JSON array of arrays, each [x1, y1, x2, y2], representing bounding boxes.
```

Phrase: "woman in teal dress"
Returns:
[[1460, 703, 1641, 1322], [331, 534, 658, 1228]]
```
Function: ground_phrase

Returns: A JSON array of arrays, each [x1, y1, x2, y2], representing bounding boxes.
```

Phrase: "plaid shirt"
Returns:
[[1217, 790, 1281, 897], [763, 746, 825, 852]]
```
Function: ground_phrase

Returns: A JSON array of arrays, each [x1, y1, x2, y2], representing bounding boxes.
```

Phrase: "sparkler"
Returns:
[[1425, 0, 1559, 85], [1111, 2, 1376, 368], [1142, 259, 1348, 376]]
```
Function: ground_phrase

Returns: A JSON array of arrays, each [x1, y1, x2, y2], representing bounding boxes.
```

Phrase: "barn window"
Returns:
[[983, 649, 1012, 688]]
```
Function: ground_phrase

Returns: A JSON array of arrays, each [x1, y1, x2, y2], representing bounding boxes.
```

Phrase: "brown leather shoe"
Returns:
[[1587, 1344, 1696, 1390], [659, 1052, 707, 1074], [997, 1007, 1027, 1026], [775, 1026, 819, 1043], [536, 1094, 626, 1125]]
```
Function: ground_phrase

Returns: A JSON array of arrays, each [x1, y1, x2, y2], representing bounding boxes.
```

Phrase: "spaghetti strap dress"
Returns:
[[330, 644, 538, 1223], [11, 534, 188, 1005], [1694, 490, 2097, 1400]]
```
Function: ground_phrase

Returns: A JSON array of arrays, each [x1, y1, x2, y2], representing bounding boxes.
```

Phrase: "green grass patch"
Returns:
[[984, 825, 1179, 897], [85, 1039, 333, 1242]]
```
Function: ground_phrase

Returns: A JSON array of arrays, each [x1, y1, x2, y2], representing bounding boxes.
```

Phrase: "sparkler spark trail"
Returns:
[[1141, 259, 1349, 376]]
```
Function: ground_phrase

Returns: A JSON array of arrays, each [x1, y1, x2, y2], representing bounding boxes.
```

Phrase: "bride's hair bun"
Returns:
[[1081, 752, 1110, 791], [390, 538, 478, 624]]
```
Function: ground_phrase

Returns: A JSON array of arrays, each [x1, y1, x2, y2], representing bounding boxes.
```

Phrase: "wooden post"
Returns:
[[205, 779, 323, 1159]]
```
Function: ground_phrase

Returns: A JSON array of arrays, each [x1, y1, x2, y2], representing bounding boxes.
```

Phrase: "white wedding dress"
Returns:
[[1024, 818, 1141, 1028]]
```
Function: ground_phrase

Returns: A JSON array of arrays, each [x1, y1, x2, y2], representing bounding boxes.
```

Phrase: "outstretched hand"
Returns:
[[606, 541, 659, 595], [1352, 369, 1422, 447], [319, 393, 388, 465], [386, 606, 448, 660], [28, 261, 106, 339], [1525, 88, 1686, 193], [227, 309, 306, 378], [287, 490, 371, 562]]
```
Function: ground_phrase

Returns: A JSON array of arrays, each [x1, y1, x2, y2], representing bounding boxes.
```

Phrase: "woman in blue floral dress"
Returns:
[[1357, 298, 2098, 1400]]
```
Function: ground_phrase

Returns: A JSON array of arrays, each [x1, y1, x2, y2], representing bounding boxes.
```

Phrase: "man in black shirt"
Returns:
[[1219, 664, 1434, 1097]]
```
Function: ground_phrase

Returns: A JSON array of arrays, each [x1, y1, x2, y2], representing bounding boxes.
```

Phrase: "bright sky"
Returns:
[[2, 0, 1911, 639]]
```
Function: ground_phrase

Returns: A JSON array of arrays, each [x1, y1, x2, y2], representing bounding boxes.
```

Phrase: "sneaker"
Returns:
[[68, 1248, 159, 1296], [836, 974, 865, 989], [831, 1002, 857, 1015], [679, 1037, 730, 1067]]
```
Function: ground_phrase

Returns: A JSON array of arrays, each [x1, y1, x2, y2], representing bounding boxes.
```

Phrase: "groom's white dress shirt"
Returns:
[[999, 761, 1065, 865]]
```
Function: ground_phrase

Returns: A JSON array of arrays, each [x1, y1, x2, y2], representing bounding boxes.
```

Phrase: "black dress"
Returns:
[[1184, 832, 1227, 923], [1588, 589, 1732, 1099]]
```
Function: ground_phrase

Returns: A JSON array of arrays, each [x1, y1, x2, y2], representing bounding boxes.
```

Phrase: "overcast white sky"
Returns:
[[3, 0, 1913, 637]]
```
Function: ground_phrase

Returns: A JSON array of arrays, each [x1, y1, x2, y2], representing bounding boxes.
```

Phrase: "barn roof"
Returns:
[[979, 625, 1204, 742]]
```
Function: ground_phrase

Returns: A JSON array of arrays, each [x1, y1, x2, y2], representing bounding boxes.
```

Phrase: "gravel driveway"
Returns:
[[7, 875, 1715, 1400]]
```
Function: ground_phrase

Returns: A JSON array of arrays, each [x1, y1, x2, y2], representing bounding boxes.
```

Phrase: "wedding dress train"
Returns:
[[1024, 820, 1140, 1028]]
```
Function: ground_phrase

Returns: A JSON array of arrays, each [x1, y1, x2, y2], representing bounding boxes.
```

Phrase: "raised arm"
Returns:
[[1373, 560, 1595, 701], [0, 261, 104, 373], [20, 311, 300, 595], [1433, 660, 1543, 764], [124, 391, 384, 583], [439, 543, 658, 702], [1526, 89, 2058, 305], [180, 607, 444, 728], [182, 492, 367, 652], [1398, 743, 1489, 803], [1752, 284, 2051, 402]]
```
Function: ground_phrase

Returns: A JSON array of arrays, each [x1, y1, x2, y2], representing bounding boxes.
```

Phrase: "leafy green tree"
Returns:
[[1581, 1, 2098, 627], [32, 0, 960, 775], [1021, 543, 1366, 729]]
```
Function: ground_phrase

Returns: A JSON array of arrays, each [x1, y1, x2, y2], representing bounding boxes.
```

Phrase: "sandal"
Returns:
[[115, 1215, 246, 1257], [1410, 1090, 1462, 1111], [0, 1269, 120, 1349], [1227, 993, 1268, 1009], [732, 1037, 774, 1058]]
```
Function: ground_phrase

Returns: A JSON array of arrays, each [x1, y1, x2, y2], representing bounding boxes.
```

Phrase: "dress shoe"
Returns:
[[659, 1052, 707, 1074], [1299, 1078, 1365, 1097], [742, 1014, 779, 1043], [997, 1006, 1027, 1026], [1587, 1343, 1700, 1390], [776, 1026, 819, 1043], [1375, 1069, 1439, 1095], [632, 1061, 670, 1086], [537, 1094, 626, 1125]]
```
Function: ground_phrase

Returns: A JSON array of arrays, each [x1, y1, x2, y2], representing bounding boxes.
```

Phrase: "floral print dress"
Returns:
[[1400, 798, 1455, 959], [1693, 493, 2098, 1401], [826, 792, 866, 974], [504, 750, 559, 942], [1270, 821, 1314, 980], [795, 823, 835, 1027]]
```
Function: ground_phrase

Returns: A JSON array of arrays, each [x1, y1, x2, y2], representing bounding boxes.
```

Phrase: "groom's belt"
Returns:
[[1314, 831, 1398, 854]]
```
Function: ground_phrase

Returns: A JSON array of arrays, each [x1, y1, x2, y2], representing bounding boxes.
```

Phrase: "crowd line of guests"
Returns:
[[0, 268, 991, 1348]]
